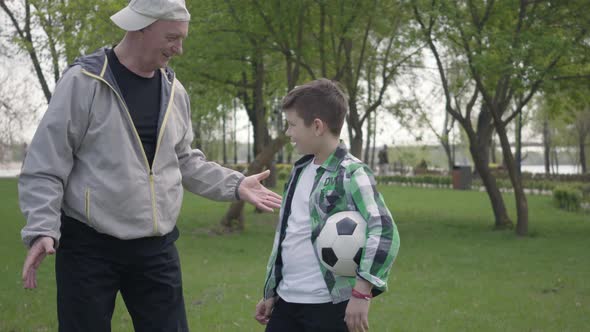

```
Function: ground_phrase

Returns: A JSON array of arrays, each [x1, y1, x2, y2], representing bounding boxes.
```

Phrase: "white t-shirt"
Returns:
[[277, 160, 332, 303]]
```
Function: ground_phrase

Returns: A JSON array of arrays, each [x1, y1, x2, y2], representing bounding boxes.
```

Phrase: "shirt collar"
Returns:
[[292, 140, 348, 172]]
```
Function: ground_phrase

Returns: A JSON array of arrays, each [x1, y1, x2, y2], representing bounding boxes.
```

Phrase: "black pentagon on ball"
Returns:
[[322, 248, 338, 267], [353, 248, 363, 265], [336, 217, 357, 235]]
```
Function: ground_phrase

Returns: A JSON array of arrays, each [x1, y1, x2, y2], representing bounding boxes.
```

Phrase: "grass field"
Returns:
[[0, 178, 588, 331]]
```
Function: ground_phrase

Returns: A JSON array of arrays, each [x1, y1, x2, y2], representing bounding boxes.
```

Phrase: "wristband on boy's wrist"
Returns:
[[351, 289, 372, 301]]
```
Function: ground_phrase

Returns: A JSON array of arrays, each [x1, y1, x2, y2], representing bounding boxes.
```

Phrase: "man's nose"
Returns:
[[172, 40, 183, 55]]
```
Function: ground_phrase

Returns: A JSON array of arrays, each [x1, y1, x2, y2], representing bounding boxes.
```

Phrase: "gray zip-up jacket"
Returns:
[[19, 48, 244, 247]]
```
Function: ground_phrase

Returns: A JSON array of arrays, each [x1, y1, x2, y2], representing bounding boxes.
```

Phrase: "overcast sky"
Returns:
[[1, 46, 542, 149]]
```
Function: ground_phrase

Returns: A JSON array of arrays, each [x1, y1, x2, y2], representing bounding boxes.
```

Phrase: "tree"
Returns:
[[0, 69, 41, 157], [540, 83, 590, 174], [1, 0, 123, 102], [181, 0, 312, 231], [413, 0, 590, 235], [308, 0, 418, 158], [1, 0, 52, 101], [573, 109, 590, 173], [412, 2, 513, 229], [392, 84, 458, 172]]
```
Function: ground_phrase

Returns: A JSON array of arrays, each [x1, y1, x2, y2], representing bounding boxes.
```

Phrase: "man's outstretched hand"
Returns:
[[238, 170, 282, 212], [22, 236, 55, 289]]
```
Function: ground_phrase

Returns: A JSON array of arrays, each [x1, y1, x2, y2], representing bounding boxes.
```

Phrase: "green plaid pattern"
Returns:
[[263, 142, 400, 303]]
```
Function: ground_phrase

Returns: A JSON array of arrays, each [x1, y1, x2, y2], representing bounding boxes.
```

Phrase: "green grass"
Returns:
[[1, 178, 589, 331]]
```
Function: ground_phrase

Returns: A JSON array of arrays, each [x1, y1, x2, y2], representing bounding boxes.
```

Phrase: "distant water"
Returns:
[[521, 164, 581, 175], [0, 163, 583, 177], [0, 162, 21, 178]]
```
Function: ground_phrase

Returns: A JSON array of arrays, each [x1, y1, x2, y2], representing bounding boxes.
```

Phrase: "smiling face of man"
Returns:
[[138, 20, 189, 70]]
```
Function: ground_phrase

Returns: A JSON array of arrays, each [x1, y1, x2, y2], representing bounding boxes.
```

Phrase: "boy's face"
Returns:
[[285, 109, 320, 155]]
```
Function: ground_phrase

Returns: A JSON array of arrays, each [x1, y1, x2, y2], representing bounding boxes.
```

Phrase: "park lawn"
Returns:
[[0, 178, 588, 331]]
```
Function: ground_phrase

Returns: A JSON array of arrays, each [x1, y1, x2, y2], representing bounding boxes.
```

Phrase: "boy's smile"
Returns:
[[285, 109, 318, 156]]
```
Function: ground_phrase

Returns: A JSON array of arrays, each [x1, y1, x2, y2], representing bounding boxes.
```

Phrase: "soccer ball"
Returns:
[[315, 211, 367, 277]]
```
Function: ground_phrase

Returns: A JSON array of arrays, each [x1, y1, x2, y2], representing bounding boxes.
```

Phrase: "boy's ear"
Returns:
[[313, 118, 326, 136]]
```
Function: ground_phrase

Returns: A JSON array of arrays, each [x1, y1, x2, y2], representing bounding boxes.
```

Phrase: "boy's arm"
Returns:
[[349, 165, 400, 294], [345, 278, 373, 332]]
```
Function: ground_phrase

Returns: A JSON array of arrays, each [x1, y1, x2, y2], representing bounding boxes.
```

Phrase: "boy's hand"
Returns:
[[345, 297, 370, 332], [254, 297, 276, 325], [346, 278, 373, 331]]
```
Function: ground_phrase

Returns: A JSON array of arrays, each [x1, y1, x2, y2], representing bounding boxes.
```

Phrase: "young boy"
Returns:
[[255, 79, 400, 332]]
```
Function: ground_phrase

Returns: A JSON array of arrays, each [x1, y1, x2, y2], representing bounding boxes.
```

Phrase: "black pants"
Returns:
[[265, 297, 349, 332], [56, 215, 188, 332]]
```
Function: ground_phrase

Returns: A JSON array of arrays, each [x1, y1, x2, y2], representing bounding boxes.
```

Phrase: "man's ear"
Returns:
[[313, 118, 326, 136]]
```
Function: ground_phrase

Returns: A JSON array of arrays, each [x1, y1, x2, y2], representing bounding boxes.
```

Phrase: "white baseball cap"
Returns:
[[110, 0, 191, 31]]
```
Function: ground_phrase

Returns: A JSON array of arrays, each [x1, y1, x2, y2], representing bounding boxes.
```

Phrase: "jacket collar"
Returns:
[[71, 47, 176, 86]]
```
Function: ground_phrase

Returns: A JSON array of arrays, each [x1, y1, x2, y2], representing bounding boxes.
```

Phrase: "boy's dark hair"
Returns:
[[282, 78, 349, 136]]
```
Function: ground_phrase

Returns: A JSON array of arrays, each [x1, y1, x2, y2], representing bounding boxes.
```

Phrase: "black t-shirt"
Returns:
[[107, 48, 161, 167]]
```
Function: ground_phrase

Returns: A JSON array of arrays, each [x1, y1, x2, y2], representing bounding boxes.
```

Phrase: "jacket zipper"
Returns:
[[81, 68, 176, 234], [85, 187, 91, 225]]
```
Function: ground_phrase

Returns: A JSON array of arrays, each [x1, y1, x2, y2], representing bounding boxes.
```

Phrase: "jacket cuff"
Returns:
[[264, 288, 277, 300], [26, 234, 59, 250], [356, 271, 386, 290], [234, 176, 245, 200]]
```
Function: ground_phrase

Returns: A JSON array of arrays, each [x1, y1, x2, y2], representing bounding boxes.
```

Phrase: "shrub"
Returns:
[[275, 164, 293, 181], [553, 186, 583, 212]]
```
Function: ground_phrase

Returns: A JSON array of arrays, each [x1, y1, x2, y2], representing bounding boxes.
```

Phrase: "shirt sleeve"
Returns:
[[349, 165, 400, 295]]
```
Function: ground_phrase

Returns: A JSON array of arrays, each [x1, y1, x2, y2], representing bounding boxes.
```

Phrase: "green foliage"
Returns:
[[222, 163, 291, 181], [221, 163, 248, 174], [553, 186, 583, 212], [276, 163, 292, 181], [377, 174, 452, 188], [380, 173, 588, 201], [415, 159, 428, 170]]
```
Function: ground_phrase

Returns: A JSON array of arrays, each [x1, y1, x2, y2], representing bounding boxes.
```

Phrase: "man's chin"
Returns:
[[160, 56, 172, 66]]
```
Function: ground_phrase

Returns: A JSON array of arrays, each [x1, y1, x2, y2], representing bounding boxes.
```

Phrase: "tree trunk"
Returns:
[[442, 111, 455, 171], [222, 112, 227, 164], [467, 133, 513, 229], [515, 111, 522, 176], [578, 124, 588, 174], [495, 122, 528, 236], [219, 135, 289, 232], [442, 139, 454, 172], [363, 113, 371, 163], [233, 101, 238, 164], [552, 149, 559, 174], [193, 125, 202, 150], [371, 115, 377, 169], [461, 103, 513, 229], [250, 51, 276, 188], [218, 201, 246, 233], [543, 120, 551, 175], [350, 134, 363, 159], [490, 137, 497, 164], [580, 140, 587, 174]]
